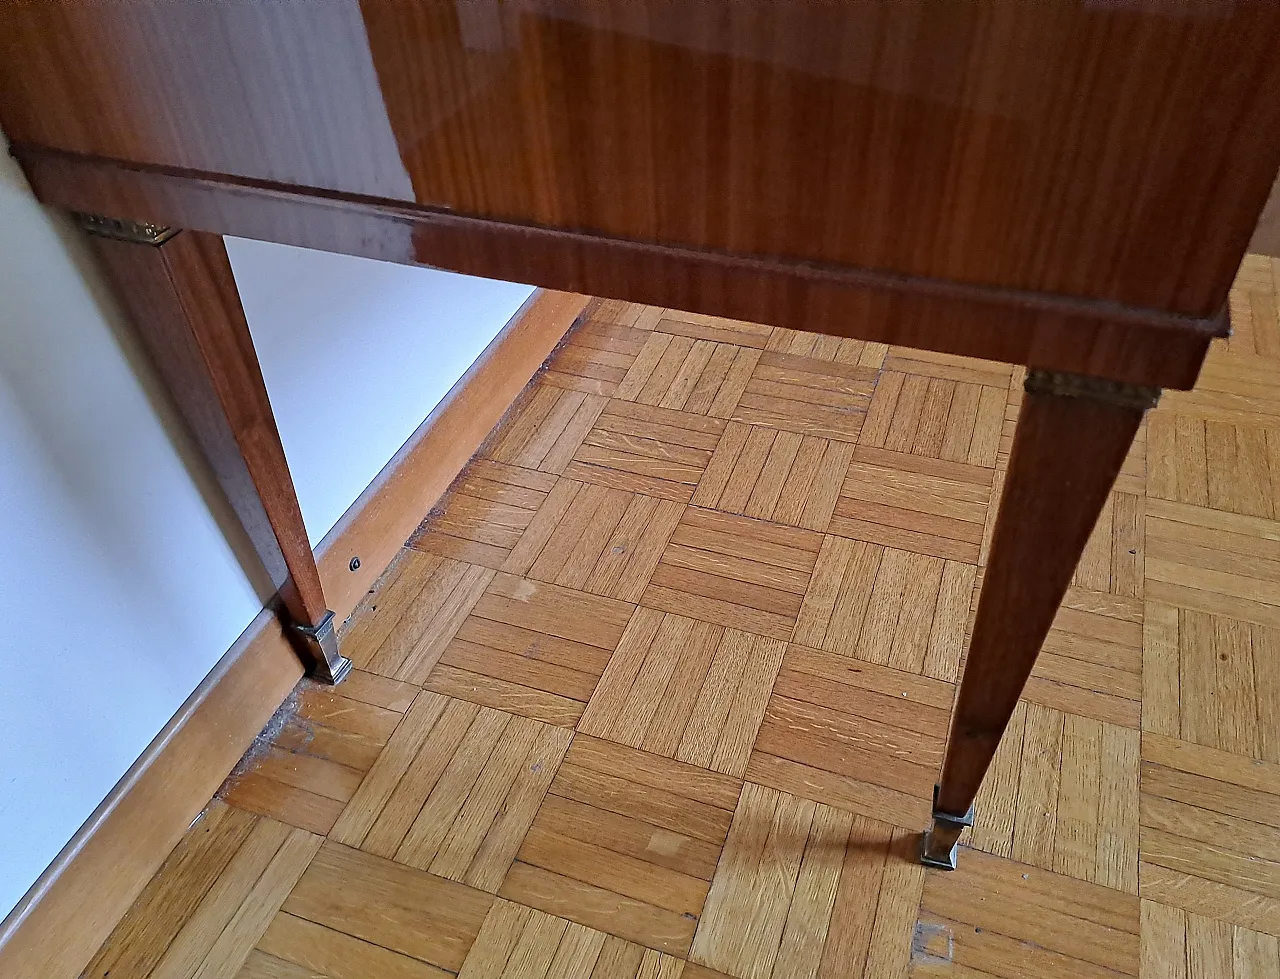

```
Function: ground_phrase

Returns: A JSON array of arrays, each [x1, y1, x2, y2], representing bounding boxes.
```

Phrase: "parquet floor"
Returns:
[[89, 255, 1280, 979]]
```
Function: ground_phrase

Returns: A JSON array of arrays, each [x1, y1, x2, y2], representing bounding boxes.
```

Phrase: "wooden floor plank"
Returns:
[[281, 841, 492, 973], [503, 736, 739, 956]]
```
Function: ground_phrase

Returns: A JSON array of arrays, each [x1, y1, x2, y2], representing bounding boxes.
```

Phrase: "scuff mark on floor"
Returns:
[[911, 919, 954, 966]]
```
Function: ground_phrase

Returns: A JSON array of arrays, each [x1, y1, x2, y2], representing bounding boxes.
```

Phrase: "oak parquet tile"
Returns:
[[357, 554, 495, 682], [642, 507, 822, 640], [329, 693, 571, 892], [586, 299, 662, 331], [746, 644, 953, 827], [501, 735, 740, 956], [1142, 604, 1280, 760], [831, 447, 993, 563], [1139, 734, 1280, 937], [917, 847, 1140, 978], [280, 841, 492, 973], [87, 804, 320, 979], [973, 578, 1144, 728], [1145, 497, 1280, 630], [84, 801, 258, 979], [543, 319, 651, 396], [861, 367, 1005, 468], [458, 900, 686, 979], [690, 784, 924, 979], [565, 400, 726, 503], [1220, 255, 1280, 360], [730, 352, 875, 442], [482, 384, 610, 476], [1140, 900, 1280, 979], [579, 609, 785, 777], [615, 331, 760, 418], [410, 461, 559, 569], [654, 310, 773, 348], [692, 422, 854, 531], [766, 325, 886, 370], [246, 911, 450, 979], [218, 676, 410, 835], [423, 572, 632, 725], [503, 478, 684, 602], [336, 548, 443, 668], [795, 535, 976, 681], [962, 703, 1139, 892]]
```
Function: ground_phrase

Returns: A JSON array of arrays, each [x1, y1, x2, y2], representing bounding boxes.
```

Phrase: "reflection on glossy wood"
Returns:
[[2, 2, 1278, 317], [17, 146, 1220, 390]]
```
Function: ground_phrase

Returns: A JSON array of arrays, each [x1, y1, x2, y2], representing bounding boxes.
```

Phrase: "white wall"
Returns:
[[0, 145, 262, 919], [227, 238, 535, 546], [0, 146, 538, 922]]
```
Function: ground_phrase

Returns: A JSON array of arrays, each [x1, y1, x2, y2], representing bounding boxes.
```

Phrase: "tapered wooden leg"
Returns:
[[921, 369, 1160, 869], [82, 215, 350, 683]]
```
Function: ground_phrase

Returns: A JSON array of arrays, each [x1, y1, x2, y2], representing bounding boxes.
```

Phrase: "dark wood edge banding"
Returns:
[[18, 144, 1229, 338], [12, 143, 1222, 389]]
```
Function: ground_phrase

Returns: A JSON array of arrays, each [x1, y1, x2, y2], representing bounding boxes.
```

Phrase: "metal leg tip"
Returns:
[[319, 654, 354, 686], [293, 610, 351, 685], [919, 830, 960, 870]]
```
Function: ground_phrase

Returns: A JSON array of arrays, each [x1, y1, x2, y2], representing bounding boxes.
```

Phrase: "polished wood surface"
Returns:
[[18, 147, 1219, 389], [2, 2, 1278, 319], [75, 269, 1280, 977], [90, 229, 330, 630], [937, 375, 1150, 819]]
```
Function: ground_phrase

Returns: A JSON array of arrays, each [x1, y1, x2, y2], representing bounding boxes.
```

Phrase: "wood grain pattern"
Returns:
[[565, 401, 726, 503], [281, 841, 492, 973], [422, 573, 633, 727], [1140, 734, 1280, 937], [543, 317, 651, 398], [482, 385, 609, 477], [459, 901, 685, 979], [329, 694, 571, 893], [961, 705, 1139, 894], [4, 3, 1278, 319], [690, 785, 923, 979], [503, 480, 684, 602], [1140, 901, 1280, 979], [692, 424, 854, 531], [579, 610, 784, 778], [411, 461, 559, 571], [831, 448, 994, 563], [794, 535, 976, 679], [918, 846, 1140, 978], [936, 370, 1151, 819], [746, 644, 952, 828], [89, 229, 326, 630], [501, 736, 739, 956], [218, 674, 408, 836], [642, 507, 822, 640]]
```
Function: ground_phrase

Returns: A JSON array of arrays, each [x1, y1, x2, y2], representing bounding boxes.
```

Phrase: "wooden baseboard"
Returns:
[[0, 610, 303, 979], [316, 288, 589, 621], [0, 287, 585, 979]]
